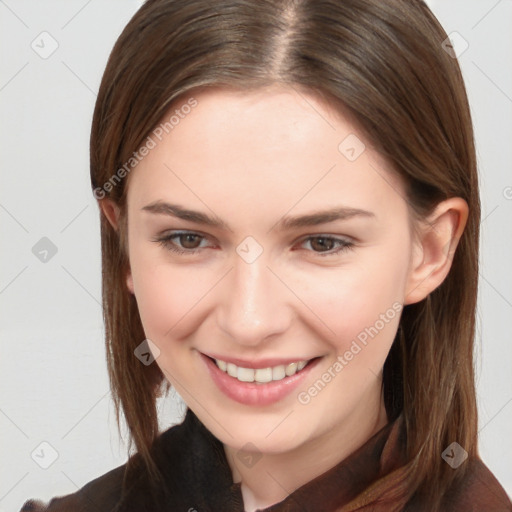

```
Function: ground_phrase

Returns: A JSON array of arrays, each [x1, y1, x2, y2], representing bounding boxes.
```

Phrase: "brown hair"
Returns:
[[90, 0, 480, 508]]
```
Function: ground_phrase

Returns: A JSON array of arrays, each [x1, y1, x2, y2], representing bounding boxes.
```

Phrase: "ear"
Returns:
[[404, 197, 468, 305], [98, 199, 135, 294], [99, 198, 120, 230]]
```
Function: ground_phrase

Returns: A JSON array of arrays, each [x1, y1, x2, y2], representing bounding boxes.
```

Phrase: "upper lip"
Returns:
[[201, 352, 318, 369]]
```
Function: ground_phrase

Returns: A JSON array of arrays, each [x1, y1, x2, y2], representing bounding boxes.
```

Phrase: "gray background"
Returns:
[[0, 0, 510, 508]]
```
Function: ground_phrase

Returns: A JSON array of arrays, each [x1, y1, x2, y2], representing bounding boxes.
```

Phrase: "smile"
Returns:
[[214, 358, 309, 383], [201, 353, 321, 406]]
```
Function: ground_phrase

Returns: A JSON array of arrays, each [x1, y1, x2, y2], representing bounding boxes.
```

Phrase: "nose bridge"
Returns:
[[217, 252, 290, 345]]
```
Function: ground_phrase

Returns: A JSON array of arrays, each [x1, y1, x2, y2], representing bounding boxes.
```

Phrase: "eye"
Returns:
[[153, 231, 213, 255], [153, 232, 354, 257], [297, 235, 354, 256]]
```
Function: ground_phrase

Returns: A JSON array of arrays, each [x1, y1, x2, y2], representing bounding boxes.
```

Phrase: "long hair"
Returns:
[[90, 0, 480, 508]]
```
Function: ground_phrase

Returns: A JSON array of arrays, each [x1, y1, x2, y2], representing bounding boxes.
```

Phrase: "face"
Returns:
[[122, 86, 419, 454]]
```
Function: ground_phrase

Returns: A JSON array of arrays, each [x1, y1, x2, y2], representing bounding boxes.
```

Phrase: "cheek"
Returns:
[[298, 246, 409, 354], [129, 247, 213, 340]]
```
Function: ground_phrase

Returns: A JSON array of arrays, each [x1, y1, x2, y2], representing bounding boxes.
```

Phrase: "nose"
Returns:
[[215, 252, 292, 347]]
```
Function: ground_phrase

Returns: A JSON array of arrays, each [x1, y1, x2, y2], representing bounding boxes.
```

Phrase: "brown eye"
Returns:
[[179, 233, 202, 249], [309, 237, 335, 252], [153, 231, 210, 255], [298, 235, 354, 256]]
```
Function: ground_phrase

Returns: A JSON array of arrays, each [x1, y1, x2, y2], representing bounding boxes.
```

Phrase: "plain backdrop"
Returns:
[[0, 0, 511, 509]]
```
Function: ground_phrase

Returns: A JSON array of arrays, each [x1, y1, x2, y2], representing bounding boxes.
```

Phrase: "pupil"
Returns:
[[181, 234, 200, 249], [312, 237, 333, 252]]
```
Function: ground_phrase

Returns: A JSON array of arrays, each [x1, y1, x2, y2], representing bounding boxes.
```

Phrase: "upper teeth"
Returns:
[[215, 359, 308, 383]]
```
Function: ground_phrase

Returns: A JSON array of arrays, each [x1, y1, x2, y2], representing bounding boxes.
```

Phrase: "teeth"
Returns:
[[255, 367, 272, 383], [214, 358, 310, 383], [285, 362, 298, 376], [272, 365, 286, 380], [238, 367, 255, 382], [227, 363, 237, 377]]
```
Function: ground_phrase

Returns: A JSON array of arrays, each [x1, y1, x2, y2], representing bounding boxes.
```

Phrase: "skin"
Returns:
[[101, 85, 468, 511]]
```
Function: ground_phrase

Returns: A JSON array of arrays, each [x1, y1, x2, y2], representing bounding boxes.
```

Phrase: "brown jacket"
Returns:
[[21, 409, 512, 512]]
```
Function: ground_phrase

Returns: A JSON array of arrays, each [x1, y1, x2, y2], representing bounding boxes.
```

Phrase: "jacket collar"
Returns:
[[119, 408, 407, 511]]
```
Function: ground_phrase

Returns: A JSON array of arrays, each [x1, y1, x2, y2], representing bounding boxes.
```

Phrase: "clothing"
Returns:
[[21, 409, 512, 512]]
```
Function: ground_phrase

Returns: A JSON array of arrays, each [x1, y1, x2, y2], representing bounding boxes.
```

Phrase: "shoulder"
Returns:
[[442, 458, 512, 511], [405, 457, 512, 511], [19, 411, 199, 512], [20, 463, 126, 512], [20, 415, 196, 512]]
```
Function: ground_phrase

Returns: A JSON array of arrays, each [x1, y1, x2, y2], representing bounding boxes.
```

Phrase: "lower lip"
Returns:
[[201, 353, 320, 406]]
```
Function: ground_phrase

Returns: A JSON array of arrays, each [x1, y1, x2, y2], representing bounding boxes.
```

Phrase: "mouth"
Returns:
[[212, 357, 312, 384], [201, 353, 322, 406]]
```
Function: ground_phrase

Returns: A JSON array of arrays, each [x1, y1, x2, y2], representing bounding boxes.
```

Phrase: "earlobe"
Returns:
[[126, 272, 134, 294], [404, 197, 468, 305], [99, 199, 121, 230]]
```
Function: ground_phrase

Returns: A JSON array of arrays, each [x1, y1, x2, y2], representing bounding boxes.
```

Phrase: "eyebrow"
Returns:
[[141, 201, 375, 231]]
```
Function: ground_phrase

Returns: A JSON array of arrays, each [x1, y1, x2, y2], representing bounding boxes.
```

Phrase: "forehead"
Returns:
[[127, 86, 407, 222], [156, 86, 358, 166]]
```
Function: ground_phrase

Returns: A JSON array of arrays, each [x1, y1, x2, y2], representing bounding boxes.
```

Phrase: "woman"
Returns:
[[22, 0, 512, 510]]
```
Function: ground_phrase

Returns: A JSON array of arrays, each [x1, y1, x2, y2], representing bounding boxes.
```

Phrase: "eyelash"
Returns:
[[153, 231, 355, 257]]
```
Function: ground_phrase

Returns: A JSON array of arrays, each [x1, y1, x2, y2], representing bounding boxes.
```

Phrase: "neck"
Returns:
[[223, 390, 389, 512]]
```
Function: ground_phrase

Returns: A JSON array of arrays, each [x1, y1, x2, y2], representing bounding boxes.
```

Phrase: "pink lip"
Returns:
[[200, 353, 321, 406]]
